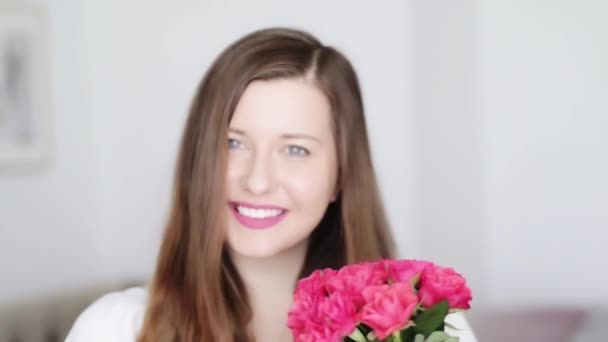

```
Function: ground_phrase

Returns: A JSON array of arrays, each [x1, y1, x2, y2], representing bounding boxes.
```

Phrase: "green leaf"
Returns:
[[425, 331, 450, 342], [386, 335, 397, 342], [414, 300, 450, 337], [348, 328, 368, 342], [414, 334, 426, 342], [358, 323, 373, 336], [400, 326, 417, 342], [404, 331, 460, 342]]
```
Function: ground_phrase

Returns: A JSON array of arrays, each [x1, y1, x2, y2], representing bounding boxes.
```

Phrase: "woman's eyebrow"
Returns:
[[280, 133, 321, 143], [228, 128, 321, 143], [228, 127, 246, 135]]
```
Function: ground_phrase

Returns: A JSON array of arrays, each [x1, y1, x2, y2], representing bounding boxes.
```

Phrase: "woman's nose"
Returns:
[[242, 151, 274, 195]]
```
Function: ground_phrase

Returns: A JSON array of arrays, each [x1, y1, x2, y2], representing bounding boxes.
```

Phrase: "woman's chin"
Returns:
[[226, 243, 284, 259]]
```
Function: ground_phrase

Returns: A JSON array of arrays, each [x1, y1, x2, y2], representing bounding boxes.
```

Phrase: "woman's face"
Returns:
[[225, 78, 338, 259]]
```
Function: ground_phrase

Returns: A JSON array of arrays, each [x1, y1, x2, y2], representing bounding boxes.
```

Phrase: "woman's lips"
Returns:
[[229, 201, 288, 230]]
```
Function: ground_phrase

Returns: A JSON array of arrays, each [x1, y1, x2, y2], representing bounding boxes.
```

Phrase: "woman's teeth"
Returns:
[[237, 205, 284, 219]]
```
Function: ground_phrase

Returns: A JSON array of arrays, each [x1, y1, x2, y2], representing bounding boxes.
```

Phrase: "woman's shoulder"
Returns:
[[65, 286, 147, 342]]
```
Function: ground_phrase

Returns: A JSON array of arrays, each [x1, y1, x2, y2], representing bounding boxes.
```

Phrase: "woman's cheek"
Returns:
[[282, 164, 335, 201]]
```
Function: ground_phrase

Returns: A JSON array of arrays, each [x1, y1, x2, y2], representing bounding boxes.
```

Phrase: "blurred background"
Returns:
[[0, 0, 606, 341]]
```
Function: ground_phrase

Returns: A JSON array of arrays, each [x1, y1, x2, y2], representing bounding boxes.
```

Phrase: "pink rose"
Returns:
[[289, 269, 358, 342], [291, 326, 339, 342], [287, 296, 324, 333], [320, 291, 358, 339], [358, 283, 419, 339], [384, 259, 433, 285], [326, 262, 389, 309], [289, 291, 357, 342], [289, 269, 332, 338], [418, 265, 472, 310], [294, 269, 335, 302]]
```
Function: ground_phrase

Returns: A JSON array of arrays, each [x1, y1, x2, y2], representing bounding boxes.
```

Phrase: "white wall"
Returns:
[[411, 0, 487, 306], [409, 0, 608, 309], [1, 0, 417, 304], [0, 1, 105, 304], [2, 0, 607, 310], [480, 0, 608, 307], [84, 0, 417, 281]]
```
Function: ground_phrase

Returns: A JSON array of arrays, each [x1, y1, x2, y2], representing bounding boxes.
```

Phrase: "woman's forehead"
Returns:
[[230, 79, 333, 137]]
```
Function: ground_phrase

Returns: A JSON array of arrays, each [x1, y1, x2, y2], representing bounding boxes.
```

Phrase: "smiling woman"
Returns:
[[225, 79, 339, 259], [65, 27, 476, 342]]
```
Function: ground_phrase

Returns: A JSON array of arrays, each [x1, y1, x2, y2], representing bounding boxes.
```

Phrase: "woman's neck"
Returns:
[[229, 239, 308, 294], [229, 240, 309, 341]]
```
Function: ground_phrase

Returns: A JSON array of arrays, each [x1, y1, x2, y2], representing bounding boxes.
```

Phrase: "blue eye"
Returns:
[[228, 138, 242, 150], [286, 145, 310, 157]]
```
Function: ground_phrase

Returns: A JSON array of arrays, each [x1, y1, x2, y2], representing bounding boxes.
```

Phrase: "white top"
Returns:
[[66, 287, 478, 341]]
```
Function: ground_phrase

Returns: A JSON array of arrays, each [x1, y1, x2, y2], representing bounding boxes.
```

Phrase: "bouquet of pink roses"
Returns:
[[287, 259, 472, 342]]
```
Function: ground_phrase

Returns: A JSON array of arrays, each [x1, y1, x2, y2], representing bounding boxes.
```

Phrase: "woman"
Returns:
[[66, 27, 477, 342]]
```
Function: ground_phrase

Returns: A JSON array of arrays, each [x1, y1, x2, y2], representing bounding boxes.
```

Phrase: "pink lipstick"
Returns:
[[229, 201, 288, 230]]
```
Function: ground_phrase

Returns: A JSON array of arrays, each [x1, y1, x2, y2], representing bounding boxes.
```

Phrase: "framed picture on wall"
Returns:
[[0, 4, 51, 169]]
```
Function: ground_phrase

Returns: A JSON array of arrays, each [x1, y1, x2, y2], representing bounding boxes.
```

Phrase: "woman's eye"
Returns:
[[228, 138, 242, 150], [286, 145, 310, 157]]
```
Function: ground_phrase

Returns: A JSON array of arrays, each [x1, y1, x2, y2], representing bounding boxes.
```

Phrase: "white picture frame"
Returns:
[[0, 4, 51, 168]]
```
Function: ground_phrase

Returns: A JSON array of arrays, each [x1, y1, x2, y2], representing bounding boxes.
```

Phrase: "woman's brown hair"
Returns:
[[138, 27, 395, 342]]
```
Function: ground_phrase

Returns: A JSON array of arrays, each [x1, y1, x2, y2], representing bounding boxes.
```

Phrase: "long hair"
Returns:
[[138, 27, 395, 342]]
